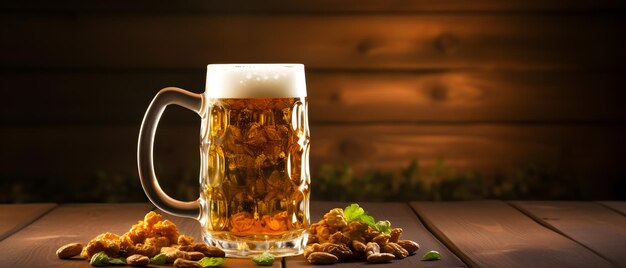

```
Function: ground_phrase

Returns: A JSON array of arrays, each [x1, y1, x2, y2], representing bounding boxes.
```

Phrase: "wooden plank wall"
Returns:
[[1, 1, 625, 201]]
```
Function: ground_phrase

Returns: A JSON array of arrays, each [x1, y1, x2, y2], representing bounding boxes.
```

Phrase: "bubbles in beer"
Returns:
[[201, 96, 310, 242]]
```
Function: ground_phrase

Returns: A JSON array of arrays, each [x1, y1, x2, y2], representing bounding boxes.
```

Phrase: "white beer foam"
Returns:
[[205, 64, 307, 98]]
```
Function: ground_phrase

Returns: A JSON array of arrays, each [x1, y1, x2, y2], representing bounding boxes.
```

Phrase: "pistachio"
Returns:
[[56, 243, 83, 259], [127, 254, 149, 266], [173, 258, 202, 268], [307, 252, 338, 265]]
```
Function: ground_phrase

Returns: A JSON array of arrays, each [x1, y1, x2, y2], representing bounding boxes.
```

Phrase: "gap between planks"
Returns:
[[410, 201, 613, 268], [508, 201, 626, 267], [506, 201, 615, 266], [597, 201, 626, 216], [0, 203, 57, 242]]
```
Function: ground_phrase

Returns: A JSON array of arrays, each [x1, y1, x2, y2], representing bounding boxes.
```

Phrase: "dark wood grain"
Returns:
[[285, 201, 466, 267], [153, 208, 282, 267], [0, 203, 56, 241], [510, 201, 626, 267], [2, 71, 625, 125], [2, 0, 624, 13], [410, 201, 613, 268], [598, 201, 626, 216], [0, 203, 153, 267], [2, 125, 625, 197], [1, 15, 624, 70]]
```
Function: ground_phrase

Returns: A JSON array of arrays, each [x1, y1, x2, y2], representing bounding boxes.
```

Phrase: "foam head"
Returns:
[[205, 64, 307, 98]]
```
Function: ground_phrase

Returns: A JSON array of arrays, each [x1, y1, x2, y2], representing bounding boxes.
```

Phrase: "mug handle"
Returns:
[[138, 87, 204, 219]]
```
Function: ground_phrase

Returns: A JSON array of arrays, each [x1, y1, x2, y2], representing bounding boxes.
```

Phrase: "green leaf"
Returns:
[[90, 252, 110, 267], [198, 257, 225, 267], [251, 251, 275, 266], [150, 253, 167, 265], [374, 220, 392, 234], [422, 250, 442, 261], [108, 258, 126, 266], [343, 203, 365, 222], [344, 203, 393, 234], [357, 214, 375, 227]]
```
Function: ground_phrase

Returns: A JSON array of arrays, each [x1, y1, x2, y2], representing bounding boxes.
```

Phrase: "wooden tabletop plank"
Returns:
[[510, 201, 626, 267], [0, 203, 153, 267], [285, 201, 466, 268], [0, 203, 56, 241], [410, 201, 613, 268], [154, 208, 282, 267], [598, 201, 626, 216]]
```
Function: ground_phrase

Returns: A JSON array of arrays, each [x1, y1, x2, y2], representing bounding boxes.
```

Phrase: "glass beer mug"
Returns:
[[137, 64, 310, 257]]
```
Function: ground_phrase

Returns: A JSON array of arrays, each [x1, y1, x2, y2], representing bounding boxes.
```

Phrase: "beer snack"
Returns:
[[81, 211, 183, 259], [305, 204, 420, 264], [126, 254, 150, 266], [56, 211, 225, 266], [56, 242, 83, 259]]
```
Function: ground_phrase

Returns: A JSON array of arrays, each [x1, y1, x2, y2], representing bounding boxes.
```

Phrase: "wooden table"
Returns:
[[0, 201, 624, 268]]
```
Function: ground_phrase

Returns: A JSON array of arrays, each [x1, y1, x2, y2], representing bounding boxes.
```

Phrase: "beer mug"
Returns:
[[137, 64, 310, 257]]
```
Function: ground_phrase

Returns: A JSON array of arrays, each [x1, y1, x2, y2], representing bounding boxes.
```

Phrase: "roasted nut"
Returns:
[[328, 232, 351, 245], [389, 228, 403, 243], [191, 242, 225, 257], [166, 249, 189, 263], [315, 224, 332, 242], [320, 243, 352, 260], [351, 240, 367, 253], [397, 240, 420, 254], [324, 208, 348, 230], [56, 243, 83, 259], [344, 221, 368, 241], [372, 233, 390, 247], [304, 242, 352, 260], [81, 232, 121, 258], [160, 246, 176, 254], [307, 252, 338, 265], [177, 235, 194, 246], [382, 242, 409, 259], [127, 254, 149, 266], [365, 242, 381, 256], [187, 251, 206, 260], [366, 253, 395, 263], [174, 258, 202, 268], [304, 243, 320, 258], [120, 212, 180, 256], [303, 207, 421, 264], [307, 234, 319, 245]]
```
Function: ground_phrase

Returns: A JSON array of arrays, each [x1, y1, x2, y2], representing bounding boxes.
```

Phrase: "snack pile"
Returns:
[[56, 211, 225, 267], [305, 204, 420, 264], [56, 204, 427, 267]]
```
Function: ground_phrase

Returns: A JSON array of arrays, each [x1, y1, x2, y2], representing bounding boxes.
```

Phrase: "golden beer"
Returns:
[[201, 97, 310, 246]]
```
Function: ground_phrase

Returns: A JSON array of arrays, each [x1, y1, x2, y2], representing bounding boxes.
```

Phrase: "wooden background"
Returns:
[[1, 0, 625, 201]]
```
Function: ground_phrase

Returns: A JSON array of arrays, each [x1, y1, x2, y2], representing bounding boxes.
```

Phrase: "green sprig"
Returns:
[[198, 257, 225, 267], [343, 203, 392, 234], [89, 252, 126, 267], [251, 251, 275, 266], [150, 253, 167, 265], [422, 250, 442, 261]]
